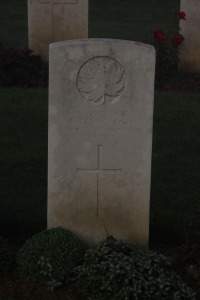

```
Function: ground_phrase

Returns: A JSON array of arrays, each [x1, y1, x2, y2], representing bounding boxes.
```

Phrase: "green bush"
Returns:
[[0, 45, 48, 87], [0, 236, 14, 276], [140, 10, 185, 88], [17, 227, 86, 289], [74, 236, 196, 300]]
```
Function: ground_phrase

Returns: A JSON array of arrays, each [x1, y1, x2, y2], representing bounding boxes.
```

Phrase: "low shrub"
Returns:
[[17, 227, 86, 289], [0, 44, 48, 87], [74, 236, 196, 300], [0, 236, 14, 276], [140, 10, 186, 88]]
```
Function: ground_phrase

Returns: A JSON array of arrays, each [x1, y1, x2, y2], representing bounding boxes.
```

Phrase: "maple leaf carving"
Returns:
[[77, 56, 126, 105]]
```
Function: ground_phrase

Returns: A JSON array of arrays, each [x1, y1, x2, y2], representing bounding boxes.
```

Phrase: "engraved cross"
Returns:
[[77, 145, 122, 216], [39, 0, 78, 41]]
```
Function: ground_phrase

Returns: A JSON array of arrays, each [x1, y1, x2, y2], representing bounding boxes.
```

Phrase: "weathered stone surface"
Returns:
[[48, 39, 155, 247], [179, 0, 200, 72], [28, 0, 88, 60]]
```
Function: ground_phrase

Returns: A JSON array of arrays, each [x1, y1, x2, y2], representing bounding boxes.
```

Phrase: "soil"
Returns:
[[0, 276, 82, 300]]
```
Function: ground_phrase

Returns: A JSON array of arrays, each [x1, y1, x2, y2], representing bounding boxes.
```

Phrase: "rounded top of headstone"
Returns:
[[49, 38, 155, 52]]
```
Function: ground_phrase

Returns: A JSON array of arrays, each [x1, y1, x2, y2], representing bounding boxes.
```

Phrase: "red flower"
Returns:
[[179, 11, 186, 20], [153, 30, 165, 43], [171, 34, 184, 46]]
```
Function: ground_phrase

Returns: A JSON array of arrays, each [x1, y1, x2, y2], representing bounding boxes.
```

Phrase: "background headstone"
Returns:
[[48, 39, 155, 247], [179, 0, 200, 72], [28, 0, 88, 60]]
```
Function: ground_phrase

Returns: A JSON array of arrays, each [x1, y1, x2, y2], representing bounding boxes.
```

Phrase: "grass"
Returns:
[[150, 91, 200, 244], [0, 88, 48, 236], [0, 0, 27, 48], [89, 0, 180, 40]]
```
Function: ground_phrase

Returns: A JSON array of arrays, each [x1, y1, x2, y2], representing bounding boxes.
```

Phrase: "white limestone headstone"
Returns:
[[48, 39, 155, 247], [179, 0, 200, 72], [28, 0, 88, 60]]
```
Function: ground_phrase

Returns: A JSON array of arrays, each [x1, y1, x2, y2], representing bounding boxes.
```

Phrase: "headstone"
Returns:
[[48, 39, 155, 247], [179, 0, 200, 72], [28, 0, 88, 60]]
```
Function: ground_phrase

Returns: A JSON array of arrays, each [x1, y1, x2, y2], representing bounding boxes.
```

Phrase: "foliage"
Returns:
[[153, 31, 180, 85], [74, 236, 196, 300], [37, 256, 62, 290], [0, 44, 48, 87], [142, 11, 186, 86], [0, 236, 14, 276], [17, 227, 86, 289]]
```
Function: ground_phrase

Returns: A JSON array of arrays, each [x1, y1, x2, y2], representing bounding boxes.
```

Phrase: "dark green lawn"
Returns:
[[0, 0, 180, 47], [151, 91, 200, 244], [89, 0, 180, 40], [0, 88, 48, 236], [0, 0, 28, 48]]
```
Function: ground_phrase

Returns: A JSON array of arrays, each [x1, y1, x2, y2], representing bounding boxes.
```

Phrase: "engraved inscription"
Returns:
[[77, 145, 122, 216], [67, 111, 142, 140], [77, 57, 126, 105]]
